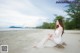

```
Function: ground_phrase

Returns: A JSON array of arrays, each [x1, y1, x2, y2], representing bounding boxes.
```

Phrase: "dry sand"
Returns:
[[0, 29, 80, 53]]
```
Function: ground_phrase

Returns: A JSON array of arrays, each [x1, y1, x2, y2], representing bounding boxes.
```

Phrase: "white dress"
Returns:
[[36, 27, 63, 48], [52, 27, 63, 44]]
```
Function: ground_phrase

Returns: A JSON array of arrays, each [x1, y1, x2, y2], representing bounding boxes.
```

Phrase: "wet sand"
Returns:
[[0, 29, 80, 53]]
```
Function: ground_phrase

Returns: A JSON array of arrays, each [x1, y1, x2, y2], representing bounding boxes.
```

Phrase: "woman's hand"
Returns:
[[48, 34, 53, 40]]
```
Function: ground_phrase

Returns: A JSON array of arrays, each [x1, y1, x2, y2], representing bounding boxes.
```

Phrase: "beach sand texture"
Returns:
[[0, 29, 80, 53]]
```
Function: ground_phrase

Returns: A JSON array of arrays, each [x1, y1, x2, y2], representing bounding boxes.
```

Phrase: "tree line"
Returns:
[[37, 0, 80, 30]]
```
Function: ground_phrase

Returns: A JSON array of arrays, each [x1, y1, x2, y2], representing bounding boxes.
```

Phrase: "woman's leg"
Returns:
[[41, 34, 53, 44], [34, 34, 52, 48]]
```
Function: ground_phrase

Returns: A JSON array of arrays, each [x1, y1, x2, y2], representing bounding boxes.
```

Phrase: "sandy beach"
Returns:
[[0, 29, 80, 53]]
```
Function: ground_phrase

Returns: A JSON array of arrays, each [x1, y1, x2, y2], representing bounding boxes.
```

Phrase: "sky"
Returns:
[[0, 0, 69, 27]]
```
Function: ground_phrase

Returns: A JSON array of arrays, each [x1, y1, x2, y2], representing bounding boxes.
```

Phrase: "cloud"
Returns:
[[0, 15, 47, 27], [0, 0, 68, 27], [30, 0, 68, 21], [0, 0, 48, 27], [0, 8, 47, 27]]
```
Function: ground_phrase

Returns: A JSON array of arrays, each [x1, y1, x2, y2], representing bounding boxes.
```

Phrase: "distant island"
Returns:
[[9, 26, 22, 28]]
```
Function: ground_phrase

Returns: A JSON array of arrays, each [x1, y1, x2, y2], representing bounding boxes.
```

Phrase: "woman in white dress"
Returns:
[[33, 19, 66, 48]]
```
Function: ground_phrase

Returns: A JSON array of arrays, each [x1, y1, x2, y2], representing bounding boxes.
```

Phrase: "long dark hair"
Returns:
[[56, 19, 64, 36]]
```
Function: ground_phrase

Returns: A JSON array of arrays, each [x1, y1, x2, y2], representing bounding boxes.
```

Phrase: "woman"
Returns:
[[33, 19, 66, 48]]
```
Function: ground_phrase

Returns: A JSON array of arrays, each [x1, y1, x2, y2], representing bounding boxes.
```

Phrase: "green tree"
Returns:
[[64, 18, 75, 29], [41, 22, 50, 29], [65, 0, 80, 29], [39, 22, 55, 29], [54, 16, 64, 22], [37, 16, 64, 29], [49, 23, 55, 29]]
